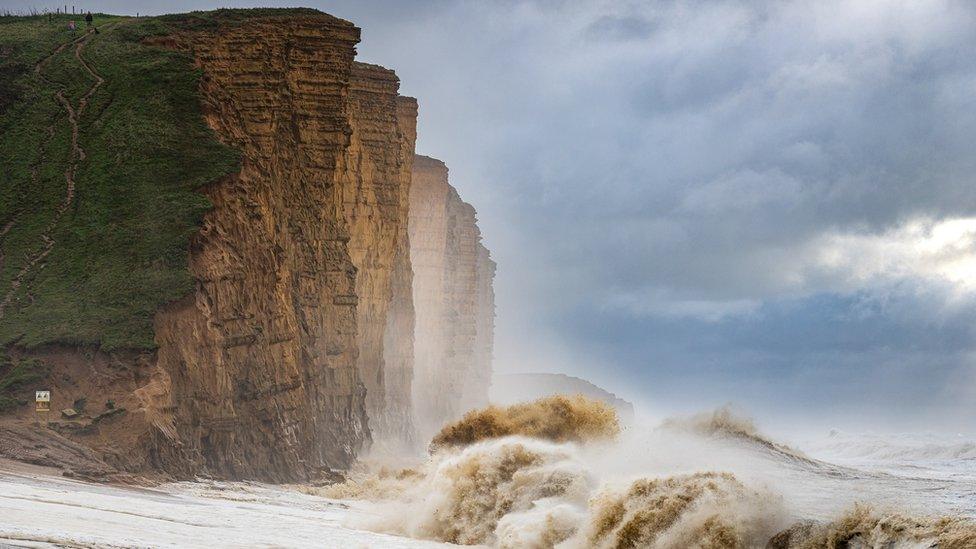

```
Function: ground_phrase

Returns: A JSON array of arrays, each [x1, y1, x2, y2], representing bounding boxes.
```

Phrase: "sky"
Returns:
[[5, 0, 976, 433]]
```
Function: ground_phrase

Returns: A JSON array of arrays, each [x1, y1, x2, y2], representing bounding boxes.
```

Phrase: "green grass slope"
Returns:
[[0, 14, 240, 350]]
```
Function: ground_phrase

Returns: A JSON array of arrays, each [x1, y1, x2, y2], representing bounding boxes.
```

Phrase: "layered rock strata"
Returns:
[[152, 15, 368, 481], [378, 96, 419, 445], [409, 155, 496, 440], [339, 62, 417, 446], [408, 156, 451, 437]]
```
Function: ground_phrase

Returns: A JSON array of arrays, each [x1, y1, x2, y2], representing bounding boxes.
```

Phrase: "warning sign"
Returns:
[[35, 390, 50, 412]]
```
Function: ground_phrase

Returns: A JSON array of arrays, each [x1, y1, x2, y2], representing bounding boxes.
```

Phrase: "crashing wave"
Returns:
[[430, 394, 620, 450], [661, 406, 810, 461], [769, 504, 976, 549], [356, 437, 593, 546], [319, 397, 974, 548], [570, 471, 787, 549], [342, 437, 788, 548]]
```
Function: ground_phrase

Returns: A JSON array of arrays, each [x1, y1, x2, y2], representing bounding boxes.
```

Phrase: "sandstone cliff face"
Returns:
[[466, 243, 496, 409], [409, 155, 496, 440], [378, 96, 418, 445], [152, 15, 367, 481], [339, 62, 415, 446], [408, 156, 450, 437], [128, 16, 495, 475]]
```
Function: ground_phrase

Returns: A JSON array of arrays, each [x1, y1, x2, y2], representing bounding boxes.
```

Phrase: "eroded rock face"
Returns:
[[153, 14, 368, 482], [409, 156, 451, 438], [409, 155, 496, 440], [466, 243, 496, 410], [339, 62, 414, 446], [378, 96, 419, 446]]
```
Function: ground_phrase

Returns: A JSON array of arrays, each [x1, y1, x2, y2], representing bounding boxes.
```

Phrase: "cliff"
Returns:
[[467, 243, 496, 408], [153, 13, 367, 480], [379, 96, 419, 446], [339, 62, 415, 447], [408, 156, 451, 437], [0, 9, 494, 480], [410, 155, 496, 440]]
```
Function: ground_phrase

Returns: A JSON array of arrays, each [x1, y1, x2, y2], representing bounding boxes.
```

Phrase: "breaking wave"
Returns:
[[321, 397, 974, 548], [429, 394, 620, 450], [384, 437, 591, 546], [343, 436, 789, 548], [661, 406, 811, 463], [769, 504, 976, 549], [576, 472, 787, 549]]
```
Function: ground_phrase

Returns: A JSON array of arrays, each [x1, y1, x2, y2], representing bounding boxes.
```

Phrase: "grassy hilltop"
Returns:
[[0, 12, 240, 349]]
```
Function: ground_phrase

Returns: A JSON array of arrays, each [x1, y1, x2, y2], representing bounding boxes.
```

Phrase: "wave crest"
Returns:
[[577, 472, 786, 549], [662, 406, 809, 461], [770, 504, 976, 549], [430, 394, 620, 450], [360, 437, 593, 547]]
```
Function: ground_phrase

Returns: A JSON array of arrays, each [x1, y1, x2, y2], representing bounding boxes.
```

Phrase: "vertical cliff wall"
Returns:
[[409, 155, 496, 440], [124, 14, 492, 475], [152, 14, 367, 481], [339, 62, 414, 445], [441, 188, 480, 416], [466, 243, 496, 408], [379, 96, 418, 445], [408, 156, 451, 437]]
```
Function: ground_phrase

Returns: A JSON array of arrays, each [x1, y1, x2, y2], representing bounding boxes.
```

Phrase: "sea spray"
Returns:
[[661, 406, 811, 462], [346, 436, 787, 548], [768, 504, 976, 548], [569, 472, 787, 549], [430, 394, 620, 450], [315, 397, 976, 548], [345, 437, 593, 546], [324, 397, 790, 547]]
